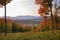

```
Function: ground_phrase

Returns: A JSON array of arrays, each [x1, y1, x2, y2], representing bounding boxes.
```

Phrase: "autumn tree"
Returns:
[[23, 26, 31, 32], [12, 22, 18, 33], [35, 0, 54, 31], [17, 23, 24, 32], [35, 0, 50, 27], [0, 0, 12, 35]]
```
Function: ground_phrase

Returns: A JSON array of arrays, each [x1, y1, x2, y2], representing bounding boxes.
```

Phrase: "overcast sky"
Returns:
[[0, 0, 60, 17], [0, 0, 40, 17]]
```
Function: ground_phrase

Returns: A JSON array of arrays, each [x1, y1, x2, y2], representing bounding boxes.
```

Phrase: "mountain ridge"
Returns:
[[0, 16, 42, 20]]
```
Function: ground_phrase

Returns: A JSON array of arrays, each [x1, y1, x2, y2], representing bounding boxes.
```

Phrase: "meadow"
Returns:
[[0, 31, 60, 40]]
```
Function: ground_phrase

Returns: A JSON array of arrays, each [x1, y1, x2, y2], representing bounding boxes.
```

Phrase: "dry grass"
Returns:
[[0, 31, 60, 40]]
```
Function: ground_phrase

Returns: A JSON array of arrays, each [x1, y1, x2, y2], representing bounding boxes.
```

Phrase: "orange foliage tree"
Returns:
[[35, 0, 54, 31], [36, 0, 50, 25]]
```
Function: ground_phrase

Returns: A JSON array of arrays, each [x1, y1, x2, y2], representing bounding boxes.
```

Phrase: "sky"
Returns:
[[0, 0, 60, 17], [0, 0, 40, 17]]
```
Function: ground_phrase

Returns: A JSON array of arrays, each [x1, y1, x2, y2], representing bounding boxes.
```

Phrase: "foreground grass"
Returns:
[[0, 31, 60, 40]]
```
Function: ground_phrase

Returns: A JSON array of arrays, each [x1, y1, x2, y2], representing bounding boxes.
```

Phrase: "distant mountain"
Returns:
[[0, 16, 42, 20], [15, 16, 42, 21], [13, 16, 41, 20], [0, 16, 42, 26], [13, 16, 42, 26]]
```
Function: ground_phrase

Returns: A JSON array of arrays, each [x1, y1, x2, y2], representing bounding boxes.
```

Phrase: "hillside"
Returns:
[[0, 18, 13, 23], [0, 16, 42, 26]]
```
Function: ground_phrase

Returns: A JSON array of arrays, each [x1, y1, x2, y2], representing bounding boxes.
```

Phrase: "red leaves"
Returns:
[[0, 18, 13, 23], [41, 19, 48, 25], [35, 0, 40, 4], [38, 7, 47, 15], [35, 0, 51, 17], [35, 0, 43, 5], [38, 7, 43, 14], [35, 0, 53, 5]]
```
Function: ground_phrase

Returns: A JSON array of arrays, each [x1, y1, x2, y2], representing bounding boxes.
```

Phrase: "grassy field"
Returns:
[[0, 31, 60, 40]]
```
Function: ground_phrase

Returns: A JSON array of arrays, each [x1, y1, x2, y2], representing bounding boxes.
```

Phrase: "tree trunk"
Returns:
[[55, 10, 58, 30], [55, 0, 58, 30], [44, 16, 46, 28], [50, 7, 54, 31], [4, 1, 7, 35], [49, 1, 54, 31]]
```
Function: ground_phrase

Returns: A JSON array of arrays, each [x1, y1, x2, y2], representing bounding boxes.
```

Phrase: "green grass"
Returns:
[[0, 31, 60, 40]]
